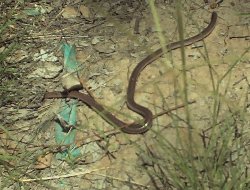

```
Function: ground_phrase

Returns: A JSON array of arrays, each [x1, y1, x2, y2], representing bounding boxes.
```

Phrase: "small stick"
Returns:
[[229, 35, 250, 40], [152, 100, 196, 119], [134, 16, 141, 34]]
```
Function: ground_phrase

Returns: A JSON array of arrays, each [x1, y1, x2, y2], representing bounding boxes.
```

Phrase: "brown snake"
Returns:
[[44, 12, 217, 134]]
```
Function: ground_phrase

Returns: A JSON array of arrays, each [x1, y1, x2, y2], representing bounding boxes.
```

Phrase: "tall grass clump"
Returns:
[[141, 0, 250, 189]]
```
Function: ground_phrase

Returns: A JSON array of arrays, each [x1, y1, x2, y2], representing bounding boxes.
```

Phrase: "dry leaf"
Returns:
[[34, 153, 53, 169]]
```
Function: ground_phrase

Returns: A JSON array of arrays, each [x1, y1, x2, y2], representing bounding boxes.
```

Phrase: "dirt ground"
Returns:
[[0, 0, 249, 189]]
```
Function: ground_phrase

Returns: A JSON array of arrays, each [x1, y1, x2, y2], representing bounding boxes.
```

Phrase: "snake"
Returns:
[[44, 12, 217, 134]]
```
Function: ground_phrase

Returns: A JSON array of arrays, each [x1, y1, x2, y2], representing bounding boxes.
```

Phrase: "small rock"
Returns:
[[94, 40, 116, 54], [33, 49, 58, 62], [78, 40, 90, 47], [61, 73, 82, 91], [80, 142, 104, 163], [28, 62, 63, 79], [91, 36, 104, 45], [79, 5, 91, 18], [62, 6, 80, 19]]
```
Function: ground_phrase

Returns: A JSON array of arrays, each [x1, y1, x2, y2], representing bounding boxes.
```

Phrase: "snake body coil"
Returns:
[[44, 12, 217, 134]]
